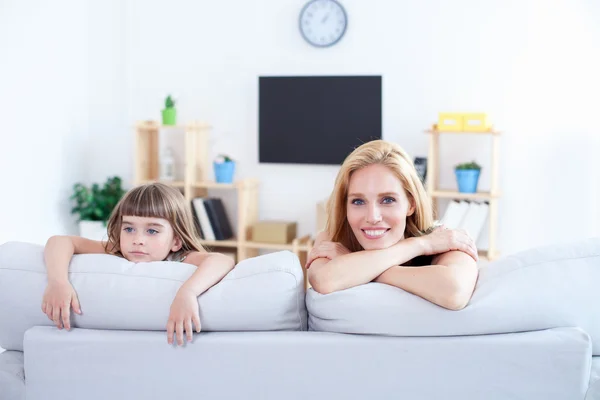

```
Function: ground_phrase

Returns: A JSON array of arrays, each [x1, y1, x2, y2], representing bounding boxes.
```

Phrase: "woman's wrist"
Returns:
[[391, 236, 426, 262]]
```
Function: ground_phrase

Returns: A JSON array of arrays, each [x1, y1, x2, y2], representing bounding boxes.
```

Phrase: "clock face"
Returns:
[[299, 0, 347, 48]]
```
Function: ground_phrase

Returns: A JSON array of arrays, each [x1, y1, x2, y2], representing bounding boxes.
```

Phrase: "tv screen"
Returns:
[[259, 75, 382, 165]]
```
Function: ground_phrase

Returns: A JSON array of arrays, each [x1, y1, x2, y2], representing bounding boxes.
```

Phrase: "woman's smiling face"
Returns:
[[346, 164, 414, 250]]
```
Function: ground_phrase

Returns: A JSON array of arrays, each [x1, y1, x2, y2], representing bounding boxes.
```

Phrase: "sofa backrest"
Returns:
[[307, 237, 600, 355], [0, 241, 307, 351]]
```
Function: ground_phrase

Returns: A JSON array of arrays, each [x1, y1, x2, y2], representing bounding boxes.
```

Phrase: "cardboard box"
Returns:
[[251, 221, 297, 244]]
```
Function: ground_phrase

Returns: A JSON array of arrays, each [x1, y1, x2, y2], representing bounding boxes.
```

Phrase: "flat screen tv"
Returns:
[[259, 75, 382, 165]]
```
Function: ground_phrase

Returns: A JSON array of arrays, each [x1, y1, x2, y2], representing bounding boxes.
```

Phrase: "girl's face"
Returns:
[[346, 164, 415, 250], [119, 216, 182, 262]]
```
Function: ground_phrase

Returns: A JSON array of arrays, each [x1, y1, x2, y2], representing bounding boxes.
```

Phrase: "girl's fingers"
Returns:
[[176, 321, 184, 346], [166, 320, 175, 344], [61, 305, 71, 331], [52, 306, 62, 329], [185, 318, 193, 342], [193, 314, 201, 333]]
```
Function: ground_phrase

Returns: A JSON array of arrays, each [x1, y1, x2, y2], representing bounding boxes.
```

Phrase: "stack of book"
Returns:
[[191, 197, 234, 241], [440, 200, 489, 247]]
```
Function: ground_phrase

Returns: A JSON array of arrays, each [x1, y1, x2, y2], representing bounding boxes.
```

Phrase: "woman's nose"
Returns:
[[366, 206, 382, 224]]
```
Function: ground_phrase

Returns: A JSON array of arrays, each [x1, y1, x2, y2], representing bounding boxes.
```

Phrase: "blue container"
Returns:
[[455, 169, 481, 193], [214, 161, 235, 183]]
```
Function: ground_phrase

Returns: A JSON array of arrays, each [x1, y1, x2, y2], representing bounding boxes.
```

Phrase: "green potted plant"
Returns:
[[455, 161, 482, 193], [162, 95, 177, 126], [70, 176, 127, 240], [213, 154, 236, 183]]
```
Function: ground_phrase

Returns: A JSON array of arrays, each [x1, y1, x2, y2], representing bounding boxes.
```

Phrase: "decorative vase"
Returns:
[[162, 108, 177, 125], [214, 161, 235, 183], [78, 221, 108, 241], [455, 169, 481, 193]]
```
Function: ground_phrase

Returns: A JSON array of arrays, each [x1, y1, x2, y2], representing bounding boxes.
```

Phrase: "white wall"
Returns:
[[0, 0, 90, 245], [2, 0, 599, 256]]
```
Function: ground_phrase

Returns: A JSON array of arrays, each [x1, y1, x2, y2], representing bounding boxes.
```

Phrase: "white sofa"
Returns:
[[1, 239, 599, 400]]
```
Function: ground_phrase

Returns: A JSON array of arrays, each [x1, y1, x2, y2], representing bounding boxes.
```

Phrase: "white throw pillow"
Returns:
[[0, 242, 307, 351], [307, 237, 600, 355]]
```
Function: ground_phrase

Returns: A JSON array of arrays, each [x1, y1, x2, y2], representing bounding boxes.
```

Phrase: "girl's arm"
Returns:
[[307, 232, 423, 294], [167, 252, 235, 345], [374, 250, 479, 310], [42, 236, 106, 330], [44, 236, 106, 282]]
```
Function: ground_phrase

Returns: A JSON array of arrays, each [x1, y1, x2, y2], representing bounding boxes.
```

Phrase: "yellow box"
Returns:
[[462, 113, 491, 132], [251, 221, 297, 244], [437, 113, 463, 131]]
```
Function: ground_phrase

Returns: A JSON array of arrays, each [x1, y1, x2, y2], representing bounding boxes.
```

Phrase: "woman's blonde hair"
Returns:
[[325, 140, 435, 252], [104, 182, 206, 259]]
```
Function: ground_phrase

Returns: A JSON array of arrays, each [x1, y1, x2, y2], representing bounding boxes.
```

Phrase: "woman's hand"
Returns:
[[167, 287, 201, 346], [306, 241, 351, 269], [41, 280, 82, 331], [417, 225, 479, 262]]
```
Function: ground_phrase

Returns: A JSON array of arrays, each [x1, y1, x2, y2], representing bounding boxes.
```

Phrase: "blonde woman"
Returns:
[[306, 140, 479, 310], [42, 183, 235, 345]]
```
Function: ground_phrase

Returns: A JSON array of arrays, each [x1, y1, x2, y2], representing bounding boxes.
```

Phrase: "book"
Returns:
[[458, 201, 489, 242], [202, 198, 234, 240], [192, 198, 215, 241], [441, 200, 470, 230]]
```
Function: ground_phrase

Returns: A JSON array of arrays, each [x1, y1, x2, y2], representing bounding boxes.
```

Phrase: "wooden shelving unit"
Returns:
[[425, 126, 501, 261], [133, 120, 314, 277]]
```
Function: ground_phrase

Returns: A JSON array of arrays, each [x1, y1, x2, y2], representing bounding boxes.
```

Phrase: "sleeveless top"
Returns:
[[166, 252, 187, 262]]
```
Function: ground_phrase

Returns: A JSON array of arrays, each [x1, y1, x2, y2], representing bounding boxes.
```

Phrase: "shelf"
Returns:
[[193, 179, 259, 190], [243, 241, 311, 251], [135, 121, 212, 131], [430, 190, 500, 201], [198, 239, 240, 248], [139, 179, 185, 188], [425, 128, 501, 136], [138, 179, 257, 190], [479, 249, 499, 262]]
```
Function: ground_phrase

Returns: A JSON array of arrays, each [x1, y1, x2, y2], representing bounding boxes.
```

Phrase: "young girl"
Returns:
[[41, 182, 235, 346], [306, 140, 479, 310]]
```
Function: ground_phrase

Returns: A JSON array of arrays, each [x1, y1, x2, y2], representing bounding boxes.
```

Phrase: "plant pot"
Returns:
[[79, 220, 108, 241], [162, 108, 177, 125], [214, 161, 235, 183], [455, 169, 481, 193]]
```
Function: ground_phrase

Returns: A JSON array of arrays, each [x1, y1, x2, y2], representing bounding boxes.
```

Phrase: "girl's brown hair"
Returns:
[[325, 140, 436, 252], [104, 183, 206, 259]]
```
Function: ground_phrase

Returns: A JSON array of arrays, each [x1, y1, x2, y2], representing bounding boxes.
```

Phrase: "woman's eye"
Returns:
[[148, 229, 159, 235], [351, 199, 365, 205], [123, 227, 133, 233], [382, 197, 396, 204]]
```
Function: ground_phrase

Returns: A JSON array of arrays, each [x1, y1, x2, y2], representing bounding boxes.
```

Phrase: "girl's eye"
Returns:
[[350, 199, 365, 205], [147, 229, 159, 235], [382, 197, 396, 204], [123, 227, 134, 233]]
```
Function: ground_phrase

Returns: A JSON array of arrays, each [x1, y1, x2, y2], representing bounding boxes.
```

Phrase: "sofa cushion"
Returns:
[[0, 350, 25, 400], [307, 237, 600, 355], [0, 242, 307, 351]]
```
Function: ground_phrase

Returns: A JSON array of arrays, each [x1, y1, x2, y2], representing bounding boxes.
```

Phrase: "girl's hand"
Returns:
[[167, 287, 201, 346], [305, 241, 351, 269], [41, 280, 82, 331], [417, 225, 479, 262]]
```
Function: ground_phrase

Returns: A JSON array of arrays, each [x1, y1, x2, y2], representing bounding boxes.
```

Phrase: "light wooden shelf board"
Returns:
[[243, 241, 311, 251], [198, 239, 240, 248], [139, 179, 185, 188], [430, 190, 500, 201], [425, 128, 502, 136]]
